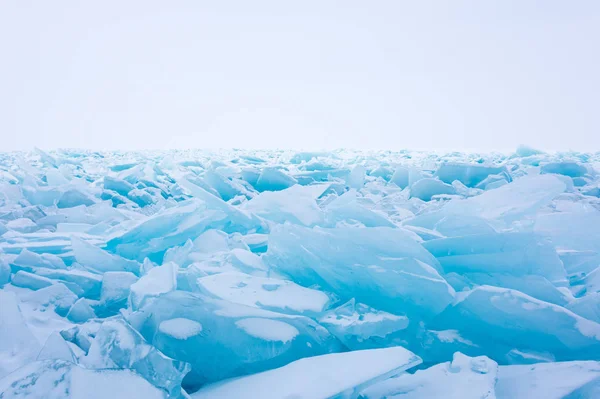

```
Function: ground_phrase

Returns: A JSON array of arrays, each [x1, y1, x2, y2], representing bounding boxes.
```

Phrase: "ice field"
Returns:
[[0, 147, 599, 398]]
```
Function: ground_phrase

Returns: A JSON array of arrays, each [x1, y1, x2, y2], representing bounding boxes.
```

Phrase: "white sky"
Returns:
[[1, 1, 599, 152]]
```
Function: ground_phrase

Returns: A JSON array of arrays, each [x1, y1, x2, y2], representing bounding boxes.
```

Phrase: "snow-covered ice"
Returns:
[[1, 148, 600, 398]]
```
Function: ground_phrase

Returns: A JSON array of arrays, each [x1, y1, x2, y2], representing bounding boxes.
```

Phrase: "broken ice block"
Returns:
[[128, 290, 342, 389], [319, 299, 409, 350], [192, 346, 422, 399], [264, 224, 453, 320], [196, 271, 330, 315]]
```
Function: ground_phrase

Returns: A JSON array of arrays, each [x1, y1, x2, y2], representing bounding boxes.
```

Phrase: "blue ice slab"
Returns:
[[192, 346, 422, 399], [84, 318, 190, 397], [435, 162, 510, 187], [431, 286, 600, 362], [0, 360, 168, 399], [361, 352, 498, 399], [254, 167, 297, 192], [410, 178, 456, 201], [264, 225, 454, 320], [106, 194, 264, 262], [104, 176, 135, 196], [71, 236, 140, 275], [423, 232, 567, 285], [128, 290, 342, 389], [541, 161, 588, 177], [319, 299, 409, 350]]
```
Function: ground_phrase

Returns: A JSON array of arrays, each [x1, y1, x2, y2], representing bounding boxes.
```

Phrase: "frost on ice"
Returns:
[[1, 148, 600, 398]]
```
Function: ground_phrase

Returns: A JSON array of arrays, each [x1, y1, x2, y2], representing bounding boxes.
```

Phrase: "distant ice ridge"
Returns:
[[0, 147, 600, 398]]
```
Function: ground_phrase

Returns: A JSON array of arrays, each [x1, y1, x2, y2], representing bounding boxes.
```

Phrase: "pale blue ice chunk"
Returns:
[[0, 360, 167, 399], [5, 217, 37, 233], [240, 168, 260, 187], [33, 268, 103, 299], [369, 166, 394, 181], [567, 293, 600, 323], [254, 167, 297, 192], [202, 170, 253, 201], [127, 188, 155, 207], [541, 161, 588, 177], [289, 151, 330, 164], [319, 299, 409, 350], [57, 189, 96, 208], [104, 175, 135, 196], [390, 166, 409, 188], [264, 225, 454, 320], [129, 262, 178, 310], [227, 248, 268, 274], [410, 178, 456, 201], [360, 352, 497, 399], [534, 207, 600, 253], [423, 232, 567, 284], [449, 272, 570, 305], [0, 291, 41, 378], [407, 174, 569, 228], [84, 318, 190, 397], [347, 165, 366, 189], [21, 283, 78, 317], [0, 257, 10, 286], [12, 270, 55, 290], [99, 271, 138, 309], [60, 320, 103, 353], [436, 162, 510, 187], [433, 215, 496, 237], [514, 144, 544, 157], [192, 346, 421, 399], [496, 360, 600, 399], [432, 286, 600, 362], [196, 271, 329, 315], [37, 331, 77, 363], [243, 185, 324, 226], [71, 236, 140, 275], [106, 197, 256, 261], [67, 298, 97, 323], [325, 190, 396, 228], [128, 290, 342, 389], [12, 248, 67, 270]]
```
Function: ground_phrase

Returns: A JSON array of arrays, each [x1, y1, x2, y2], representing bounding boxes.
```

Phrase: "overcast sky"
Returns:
[[1, 1, 599, 152]]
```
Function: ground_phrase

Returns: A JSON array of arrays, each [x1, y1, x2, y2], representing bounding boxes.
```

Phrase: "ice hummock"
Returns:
[[1, 147, 600, 398]]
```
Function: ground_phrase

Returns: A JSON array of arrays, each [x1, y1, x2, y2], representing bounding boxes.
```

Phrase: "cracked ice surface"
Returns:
[[0, 148, 600, 398]]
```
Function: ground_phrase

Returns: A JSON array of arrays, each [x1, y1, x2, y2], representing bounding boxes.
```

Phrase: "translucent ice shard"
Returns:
[[410, 178, 456, 201], [84, 318, 190, 397], [129, 262, 178, 310], [423, 232, 567, 285], [243, 184, 325, 226], [192, 346, 421, 399], [0, 360, 167, 399], [71, 236, 140, 275], [435, 162, 510, 187], [37, 331, 77, 363], [0, 291, 41, 378], [361, 352, 498, 399], [406, 174, 569, 228], [319, 299, 409, 350], [196, 271, 330, 315], [97, 271, 138, 316], [432, 286, 600, 361], [541, 161, 588, 177], [496, 360, 600, 399], [128, 290, 342, 389], [265, 224, 453, 319], [254, 167, 298, 192]]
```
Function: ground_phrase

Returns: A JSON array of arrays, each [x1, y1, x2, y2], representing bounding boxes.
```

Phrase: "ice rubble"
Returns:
[[1, 148, 600, 398]]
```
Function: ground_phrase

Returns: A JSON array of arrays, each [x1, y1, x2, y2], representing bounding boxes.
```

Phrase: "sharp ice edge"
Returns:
[[0, 148, 599, 398]]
